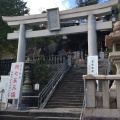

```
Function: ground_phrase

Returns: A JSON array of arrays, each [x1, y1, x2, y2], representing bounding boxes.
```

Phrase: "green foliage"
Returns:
[[105, 47, 112, 58], [0, 0, 29, 59], [32, 59, 50, 85], [104, 2, 120, 21], [111, 63, 116, 74], [76, 0, 100, 7], [106, 48, 117, 74], [117, 3, 120, 20], [0, 0, 29, 16], [26, 36, 60, 56]]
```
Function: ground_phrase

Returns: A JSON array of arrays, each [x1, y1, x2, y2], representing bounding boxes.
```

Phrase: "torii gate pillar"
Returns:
[[88, 14, 98, 56], [17, 24, 26, 62], [12, 24, 26, 105]]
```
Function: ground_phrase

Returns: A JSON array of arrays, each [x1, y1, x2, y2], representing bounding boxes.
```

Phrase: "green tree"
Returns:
[[75, 0, 120, 21], [76, 0, 110, 7], [117, 3, 120, 20], [0, 0, 29, 58]]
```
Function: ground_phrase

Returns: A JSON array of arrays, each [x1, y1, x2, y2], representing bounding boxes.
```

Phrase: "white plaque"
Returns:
[[47, 8, 60, 31], [34, 83, 39, 90], [87, 56, 98, 75], [8, 62, 24, 99]]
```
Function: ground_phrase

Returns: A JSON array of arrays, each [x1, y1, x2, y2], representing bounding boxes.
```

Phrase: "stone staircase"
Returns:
[[45, 66, 86, 108], [0, 66, 86, 120], [0, 109, 81, 120]]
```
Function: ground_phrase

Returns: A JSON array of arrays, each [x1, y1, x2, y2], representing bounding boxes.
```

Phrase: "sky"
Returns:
[[24, 0, 77, 14], [24, 0, 109, 15]]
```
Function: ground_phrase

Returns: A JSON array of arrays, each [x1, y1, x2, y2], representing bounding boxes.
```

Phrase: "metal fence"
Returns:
[[0, 59, 15, 76]]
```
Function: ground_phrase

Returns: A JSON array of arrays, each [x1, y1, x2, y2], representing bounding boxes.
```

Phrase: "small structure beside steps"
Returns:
[[83, 21, 120, 120]]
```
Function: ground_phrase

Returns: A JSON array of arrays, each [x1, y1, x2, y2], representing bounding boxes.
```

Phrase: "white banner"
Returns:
[[8, 62, 24, 99], [87, 56, 98, 75], [0, 76, 10, 103]]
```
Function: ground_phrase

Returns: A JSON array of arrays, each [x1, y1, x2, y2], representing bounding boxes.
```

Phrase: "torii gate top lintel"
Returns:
[[2, 0, 119, 27], [2, 0, 119, 40]]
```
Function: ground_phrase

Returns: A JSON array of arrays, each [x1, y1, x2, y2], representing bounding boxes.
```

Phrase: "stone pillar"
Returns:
[[12, 24, 26, 106], [114, 61, 120, 75], [88, 14, 97, 56], [17, 24, 26, 62], [86, 80, 96, 107], [112, 43, 116, 52]]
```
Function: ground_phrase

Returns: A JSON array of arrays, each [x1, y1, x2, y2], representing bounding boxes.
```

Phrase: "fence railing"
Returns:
[[98, 59, 111, 74], [83, 75, 120, 109], [22, 58, 70, 109], [79, 97, 85, 120], [28, 55, 67, 64], [38, 59, 70, 108]]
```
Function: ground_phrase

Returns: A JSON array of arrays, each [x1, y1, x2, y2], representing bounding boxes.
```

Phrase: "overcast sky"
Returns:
[[24, 0, 109, 15]]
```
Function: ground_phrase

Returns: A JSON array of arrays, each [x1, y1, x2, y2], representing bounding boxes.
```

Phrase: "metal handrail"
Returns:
[[38, 59, 70, 108], [79, 98, 85, 120], [79, 78, 86, 120]]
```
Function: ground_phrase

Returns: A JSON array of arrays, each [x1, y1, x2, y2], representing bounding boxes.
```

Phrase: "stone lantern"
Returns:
[[105, 21, 120, 91], [22, 57, 34, 106]]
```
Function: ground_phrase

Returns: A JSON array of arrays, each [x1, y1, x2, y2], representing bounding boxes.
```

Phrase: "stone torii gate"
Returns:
[[2, 0, 119, 108], [2, 0, 118, 64]]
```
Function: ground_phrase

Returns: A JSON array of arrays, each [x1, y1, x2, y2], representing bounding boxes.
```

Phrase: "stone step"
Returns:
[[57, 86, 84, 88], [63, 74, 83, 76], [59, 82, 84, 84], [0, 115, 33, 120], [59, 80, 83, 83], [52, 94, 84, 97], [45, 67, 86, 108], [45, 105, 82, 108], [54, 89, 84, 91], [56, 88, 84, 91], [51, 93, 84, 97], [48, 99, 84, 102], [64, 76, 83, 78], [62, 82, 83, 84], [0, 111, 80, 120], [55, 89, 84, 92], [61, 78, 83, 80], [35, 116, 79, 120], [63, 77, 83, 79], [53, 93, 84, 95], [0, 111, 80, 118], [61, 79, 83, 81], [48, 98, 83, 101], [56, 85, 84, 88], [49, 97, 83, 101], [0, 116, 79, 120], [59, 80, 83, 82], [54, 88, 84, 91], [50, 94, 84, 97], [61, 81, 83, 83], [53, 92, 84, 95], [47, 102, 83, 106]]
